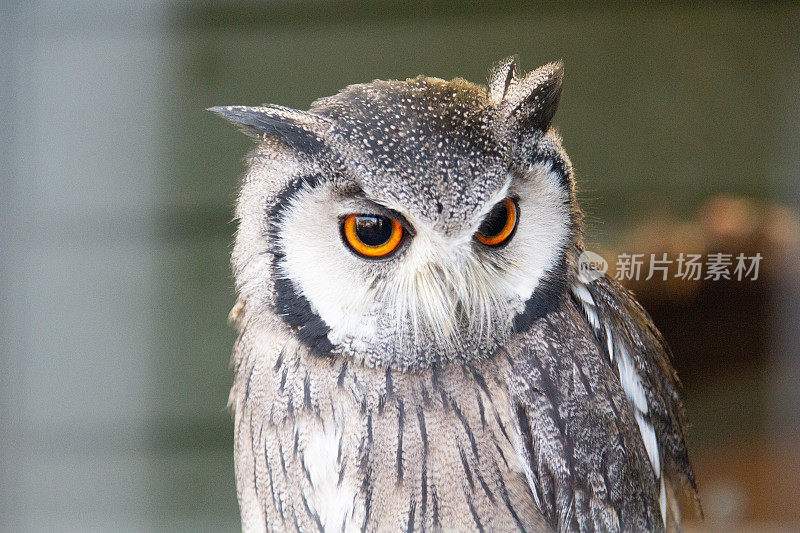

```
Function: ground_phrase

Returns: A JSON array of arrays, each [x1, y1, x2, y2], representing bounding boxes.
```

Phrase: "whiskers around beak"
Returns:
[[376, 243, 510, 356]]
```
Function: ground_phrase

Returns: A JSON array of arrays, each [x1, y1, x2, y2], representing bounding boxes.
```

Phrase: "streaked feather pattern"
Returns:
[[231, 316, 550, 532], [505, 273, 696, 532]]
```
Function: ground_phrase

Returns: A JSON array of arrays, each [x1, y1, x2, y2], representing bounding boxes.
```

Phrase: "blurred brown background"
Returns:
[[1, 1, 798, 531]]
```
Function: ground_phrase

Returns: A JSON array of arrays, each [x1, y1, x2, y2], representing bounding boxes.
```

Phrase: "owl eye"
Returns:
[[475, 197, 518, 247], [342, 214, 405, 258]]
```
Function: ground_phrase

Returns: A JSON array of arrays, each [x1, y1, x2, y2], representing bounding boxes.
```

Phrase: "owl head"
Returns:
[[213, 57, 581, 370]]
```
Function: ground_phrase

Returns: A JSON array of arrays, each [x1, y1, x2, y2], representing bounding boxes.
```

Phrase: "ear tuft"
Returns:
[[488, 55, 519, 103], [494, 60, 564, 133], [209, 105, 331, 153]]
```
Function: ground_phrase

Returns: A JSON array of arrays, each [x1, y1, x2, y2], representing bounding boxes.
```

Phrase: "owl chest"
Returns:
[[274, 365, 539, 532]]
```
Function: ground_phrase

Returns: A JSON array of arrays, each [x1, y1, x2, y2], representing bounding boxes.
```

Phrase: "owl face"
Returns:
[[216, 60, 577, 370]]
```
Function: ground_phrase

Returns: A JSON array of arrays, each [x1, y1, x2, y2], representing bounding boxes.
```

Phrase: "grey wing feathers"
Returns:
[[507, 275, 696, 532], [584, 276, 696, 499]]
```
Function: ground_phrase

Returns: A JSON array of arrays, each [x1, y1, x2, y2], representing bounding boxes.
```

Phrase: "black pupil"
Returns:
[[478, 201, 509, 237], [354, 216, 394, 246]]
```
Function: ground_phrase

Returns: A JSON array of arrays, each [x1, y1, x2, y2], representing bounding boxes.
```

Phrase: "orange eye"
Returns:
[[475, 197, 518, 247], [342, 214, 405, 258]]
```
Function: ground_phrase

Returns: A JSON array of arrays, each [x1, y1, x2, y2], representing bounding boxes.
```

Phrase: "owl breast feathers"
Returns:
[[212, 57, 697, 532]]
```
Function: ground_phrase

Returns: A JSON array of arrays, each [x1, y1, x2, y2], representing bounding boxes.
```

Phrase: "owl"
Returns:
[[212, 57, 697, 532]]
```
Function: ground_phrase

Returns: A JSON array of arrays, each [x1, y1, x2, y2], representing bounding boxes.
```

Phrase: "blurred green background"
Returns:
[[1, 1, 799, 531]]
